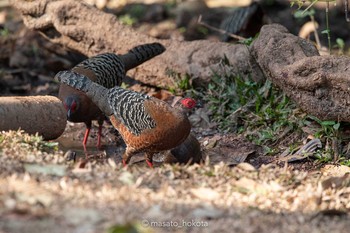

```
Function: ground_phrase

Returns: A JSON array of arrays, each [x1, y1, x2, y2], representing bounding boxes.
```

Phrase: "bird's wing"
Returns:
[[108, 88, 156, 135]]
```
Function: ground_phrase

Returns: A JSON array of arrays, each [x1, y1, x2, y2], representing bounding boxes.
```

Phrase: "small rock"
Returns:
[[191, 205, 223, 219], [24, 163, 66, 177], [64, 150, 76, 161]]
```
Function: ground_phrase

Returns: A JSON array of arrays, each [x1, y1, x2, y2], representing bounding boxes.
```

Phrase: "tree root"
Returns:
[[251, 24, 350, 121]]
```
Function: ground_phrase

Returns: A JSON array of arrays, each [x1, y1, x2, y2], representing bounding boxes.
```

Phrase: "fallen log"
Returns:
[[0, 96, 66, 140]]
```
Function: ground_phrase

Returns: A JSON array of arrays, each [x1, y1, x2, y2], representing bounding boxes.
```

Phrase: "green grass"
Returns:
[[166, 69, 193, 95], [118, 14, 138, 26], [0, 130, 59, 154], [291, 0, 341, 54], [117, 4, 148, 26], [0, 27, 9, 37], [190, 63, 350, 161], [194, 68, 303, 152]]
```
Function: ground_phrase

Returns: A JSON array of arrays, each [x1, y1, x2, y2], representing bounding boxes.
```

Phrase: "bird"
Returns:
[[55, 70, 197, 168], [58, 43, 165, 151], [220, 1, 265, 42], [163, 133, 202, 164]]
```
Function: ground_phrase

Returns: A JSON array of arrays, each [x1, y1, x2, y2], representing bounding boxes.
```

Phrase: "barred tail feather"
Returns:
[[129, 43, 166, 61], [121, 42, 166, 71]]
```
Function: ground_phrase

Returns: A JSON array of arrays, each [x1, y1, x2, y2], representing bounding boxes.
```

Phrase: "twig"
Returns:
[[310, 15, 322, 49], [197, 15, 246, 41], [345, 0, 350, 22], [332, 137, 339, 162], [325, 0, 331, 53]]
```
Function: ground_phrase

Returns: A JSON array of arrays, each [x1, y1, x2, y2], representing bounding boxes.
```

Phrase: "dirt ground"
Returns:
[[1, 1, 350, 232], [1, 128, 350, 233]]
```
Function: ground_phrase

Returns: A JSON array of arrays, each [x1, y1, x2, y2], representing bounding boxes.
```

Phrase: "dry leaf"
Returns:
[[118, 171, 135, 185], [190, 187, 220, 201], [321, 164, 350, 177], [235, 162, 256, 172]]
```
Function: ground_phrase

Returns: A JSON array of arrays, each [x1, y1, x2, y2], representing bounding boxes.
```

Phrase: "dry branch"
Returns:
[[10, 0, 262, 87]]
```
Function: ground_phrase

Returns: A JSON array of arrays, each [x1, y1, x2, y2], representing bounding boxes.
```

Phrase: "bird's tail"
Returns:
[[121, 42, 166, 71], [55, 70, 113, 115]]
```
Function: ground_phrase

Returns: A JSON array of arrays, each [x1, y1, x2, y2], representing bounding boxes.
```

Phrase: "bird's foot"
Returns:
[[96, 143, 102, 150], [122, 159, 128, 167], [96, 125, 102, 150], [83, 145, 89, 160], [146, 160, 154, 168]]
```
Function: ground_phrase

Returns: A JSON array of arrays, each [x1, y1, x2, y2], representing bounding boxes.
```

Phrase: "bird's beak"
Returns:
[[67, 109, 72, 119]]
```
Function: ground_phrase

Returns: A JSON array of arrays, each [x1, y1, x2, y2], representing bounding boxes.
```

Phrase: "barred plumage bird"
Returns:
[[58, 43, 165, 151], [55, 70, 196, 168]]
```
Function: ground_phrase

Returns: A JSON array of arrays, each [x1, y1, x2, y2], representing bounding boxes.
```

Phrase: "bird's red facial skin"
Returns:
[[70, 100, 77, 112], [64, 99, 77, 113], [181, 98, 196, 109]]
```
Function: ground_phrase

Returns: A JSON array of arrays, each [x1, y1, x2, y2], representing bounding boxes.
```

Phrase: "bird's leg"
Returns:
[[122, 147, 137, 167], [96, 118, 104, 149], [145, 152, 154, 168], [83, 121, 92, 159]]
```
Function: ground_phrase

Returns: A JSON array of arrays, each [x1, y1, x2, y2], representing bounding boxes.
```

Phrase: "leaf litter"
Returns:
[[1, 130, 350, 232]]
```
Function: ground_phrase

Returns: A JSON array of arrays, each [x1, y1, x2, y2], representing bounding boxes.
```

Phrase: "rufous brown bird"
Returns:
[[58, 43, 165, 151], [55, 70, 197, 168]]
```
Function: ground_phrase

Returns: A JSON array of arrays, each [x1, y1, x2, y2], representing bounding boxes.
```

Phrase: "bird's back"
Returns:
[[68, 42, 165, 88], [73, 53, 125, 88], [108, 87, 156, 136]]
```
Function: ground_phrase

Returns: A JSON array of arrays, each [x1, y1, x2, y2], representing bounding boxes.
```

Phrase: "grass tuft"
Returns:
[[0, 129, 59, 156], [193, 65, 304, 154], [190, 58, 350, 163]]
